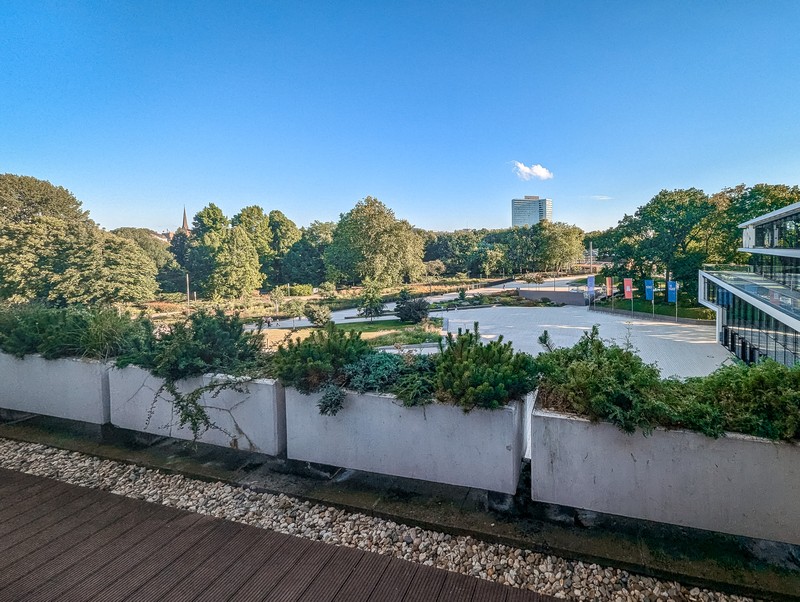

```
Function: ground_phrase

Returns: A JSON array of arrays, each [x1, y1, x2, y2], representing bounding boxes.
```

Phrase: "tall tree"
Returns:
[[0, 174, 89, 226], [0, 217, 157, 304], [192, 203, 229, 238], [267, 210, 302, 283], [282, 221, 336, 286], [232, 205, 275, 283], [204, 225, 262, 300], [324, 197, 424, 285], [112, 227, 184, 293]]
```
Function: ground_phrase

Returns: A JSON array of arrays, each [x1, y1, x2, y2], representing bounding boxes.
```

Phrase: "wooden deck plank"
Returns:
[[0, 491, 124, 571], [0, 501, 170, 602], [191, 531, 291, 602], [118, 521, 244, 602], [159, 526, 267, 602], [0, 470, 556, 602], [367, 557, 419, 602], [332, 552, 393, 602], [21, 509, 197, 602], [0, 479, 68, 522], [437, 569, 478, 601], [296, 545, 365, 602], [81, 513, 214, 602], [260, 540, 338, 601], [0, 487, 96, 544], [471, 578, 511, 602], [401, 563, 448, 601], [227, 534, 317, 601]]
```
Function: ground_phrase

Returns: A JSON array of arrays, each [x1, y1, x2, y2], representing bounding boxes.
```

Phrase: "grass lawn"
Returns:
[[262, 318, 443, 349]]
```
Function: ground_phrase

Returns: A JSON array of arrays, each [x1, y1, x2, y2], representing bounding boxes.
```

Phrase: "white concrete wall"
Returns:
[[109, 365, 286, 456], [0, 353, 110, 424], [531, 406, 800, 545], [286, 388, 524, 494]]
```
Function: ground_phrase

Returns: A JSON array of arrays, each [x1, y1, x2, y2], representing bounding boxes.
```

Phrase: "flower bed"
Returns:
[[0, 352, 110, 424], [285, 387, 525, 494]]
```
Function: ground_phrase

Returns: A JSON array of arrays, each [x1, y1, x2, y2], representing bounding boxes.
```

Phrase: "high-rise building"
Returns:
[[512, 196, 552, 227], [699, 201, 800, 366]]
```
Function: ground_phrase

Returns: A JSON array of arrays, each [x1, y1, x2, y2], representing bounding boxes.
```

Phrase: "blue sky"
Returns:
[[2, 1, 799, 234]]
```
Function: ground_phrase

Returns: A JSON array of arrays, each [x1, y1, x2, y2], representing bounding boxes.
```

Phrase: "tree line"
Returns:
[[587, 184, 800, 298], [2, 173, 798, 305]]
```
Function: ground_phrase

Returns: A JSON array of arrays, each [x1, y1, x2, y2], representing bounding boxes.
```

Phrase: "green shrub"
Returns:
[[122, 309, 266, 381], [289, 283, 313, 296], [434, 322, 536, 411], [343, 351, 436, 407], [687, 360, 800, 440], [317, 383, 346, 416], [272, 321, 370, 393], [304, 303, 332, 327], [318, 281, 337, 299], [395, 298, 430, 323], [534, 326, 800, 441], [0, 304, 152, 361]]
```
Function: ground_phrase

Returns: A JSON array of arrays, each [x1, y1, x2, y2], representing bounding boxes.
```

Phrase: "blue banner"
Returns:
[[667, 281, 678, 303], [587, 275, 595, 295], [644, 280, 654, 301]]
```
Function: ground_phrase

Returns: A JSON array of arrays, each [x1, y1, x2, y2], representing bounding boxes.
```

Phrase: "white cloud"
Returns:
[[590, 195, 613, 201], [512, 161, 553, 181]]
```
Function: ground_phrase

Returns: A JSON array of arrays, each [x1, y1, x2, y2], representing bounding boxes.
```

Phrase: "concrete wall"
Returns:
[[0, 353, 110, 424], [531, 406, 800, 545], [518, 290, 586, 305], [286, 388, 524, 494], [109, 365, 286, 456]]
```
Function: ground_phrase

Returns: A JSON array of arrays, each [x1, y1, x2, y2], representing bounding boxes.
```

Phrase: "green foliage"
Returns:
[[358, 282, 385, 320], [0, 173, 89, 227], [204, 226, 262, 300], [232, 205, 276, 279], [535, 327, 800, 441], [395, 298, 430, 323], [0, 217, 158, 305], [123, 309, 265, 381], [281, 221, 335, 286], [272, 322, 371, 393], [0, 304, 152, 361], [317, 383, 346, 416], [457, 288, 467, 301], [344, 352, 405, 394], [318, 281, 337, 298], [304, 302, 331, 326], [192, 203, 229, 238], [324, 196, 424, 285], [686, 360, 800, 441], [289, 283, 313, 296], [434, 323, 536, 411]]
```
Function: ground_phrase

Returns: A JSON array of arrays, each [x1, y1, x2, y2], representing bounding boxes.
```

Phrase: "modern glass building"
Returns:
[[511, 196, 552, 227], [699, 201, 800, 366]]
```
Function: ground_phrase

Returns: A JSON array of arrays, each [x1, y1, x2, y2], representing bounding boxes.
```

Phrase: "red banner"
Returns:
[[623, 278, 633, 300], [606, 277, 613, 296]]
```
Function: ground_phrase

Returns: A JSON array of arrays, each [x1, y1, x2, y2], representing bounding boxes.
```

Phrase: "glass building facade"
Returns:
[[699, 200, 800, 367]]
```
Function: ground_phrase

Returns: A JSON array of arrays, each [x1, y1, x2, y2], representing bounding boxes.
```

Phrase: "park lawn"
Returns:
[[263, 318, 443, 349]]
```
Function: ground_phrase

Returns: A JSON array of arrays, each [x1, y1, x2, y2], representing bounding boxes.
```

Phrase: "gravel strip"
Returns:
[[0, 437, 753, 601]]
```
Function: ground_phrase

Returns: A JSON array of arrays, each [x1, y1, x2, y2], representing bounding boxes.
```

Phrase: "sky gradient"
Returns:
[[2, 1, 799, 234]]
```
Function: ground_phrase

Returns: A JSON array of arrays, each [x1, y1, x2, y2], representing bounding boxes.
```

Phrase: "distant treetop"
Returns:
[[0, 174, 90, 226]]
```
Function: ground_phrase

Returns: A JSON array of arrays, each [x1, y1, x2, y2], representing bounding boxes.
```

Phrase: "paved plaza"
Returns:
[[441, 305, 732, 379]]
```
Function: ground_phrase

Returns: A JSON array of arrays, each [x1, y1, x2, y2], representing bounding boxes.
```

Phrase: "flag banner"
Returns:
[[606, 277, 613, 296], [644, 280, 654, 301], [587, 275, 595, 295], [668, 281, 678, 303], [624, 278, 633, 300]]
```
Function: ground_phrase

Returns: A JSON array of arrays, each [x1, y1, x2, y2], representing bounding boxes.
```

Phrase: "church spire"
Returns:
[[182, 206, 190, 231]]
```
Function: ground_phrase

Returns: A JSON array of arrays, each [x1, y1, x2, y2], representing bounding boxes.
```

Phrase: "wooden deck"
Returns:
[[0, 468, 555, 601]]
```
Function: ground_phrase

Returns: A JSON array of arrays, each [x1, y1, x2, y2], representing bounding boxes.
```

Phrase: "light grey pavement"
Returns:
[[440, 305, 732, 379]]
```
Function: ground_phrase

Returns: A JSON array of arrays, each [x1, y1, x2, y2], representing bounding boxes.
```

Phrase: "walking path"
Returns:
[[0, 467, 553, 602]]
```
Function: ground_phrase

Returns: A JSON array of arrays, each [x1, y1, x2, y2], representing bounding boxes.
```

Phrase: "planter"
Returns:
[[285, 388, 525, 494], [530, 399, 800, 545], [109, 365, 286, 456], [0, 352, 110, 424]]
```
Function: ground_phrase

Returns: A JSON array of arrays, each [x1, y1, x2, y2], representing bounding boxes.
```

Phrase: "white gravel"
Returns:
[[0, 437, 755, 602]]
